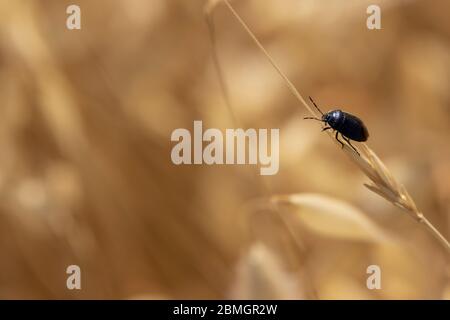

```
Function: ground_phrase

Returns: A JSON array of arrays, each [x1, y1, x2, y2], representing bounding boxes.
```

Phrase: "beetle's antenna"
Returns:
[[309, 96, 324, 116], [303, 116, 323, 121]]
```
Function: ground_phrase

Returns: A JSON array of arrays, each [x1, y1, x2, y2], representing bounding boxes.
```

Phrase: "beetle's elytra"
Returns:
[[304, 97, 369, 155]]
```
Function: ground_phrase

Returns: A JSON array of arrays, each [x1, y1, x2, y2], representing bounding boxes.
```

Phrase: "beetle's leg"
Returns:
[[322, 126, 332, 132], [343, 136, 360, 156], [335, 131, 345, 148]]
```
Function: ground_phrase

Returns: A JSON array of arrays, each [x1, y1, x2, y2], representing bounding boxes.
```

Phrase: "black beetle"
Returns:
[[304, 96, 369, 155]]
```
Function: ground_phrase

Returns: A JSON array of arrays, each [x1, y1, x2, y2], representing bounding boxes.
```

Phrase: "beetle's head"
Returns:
[[323, 110, 342, 126], [321, 113, 330, 122]]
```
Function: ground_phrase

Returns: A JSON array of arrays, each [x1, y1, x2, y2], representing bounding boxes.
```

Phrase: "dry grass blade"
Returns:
[[272, 193, 391, 243], [206, 0, 450, 253]]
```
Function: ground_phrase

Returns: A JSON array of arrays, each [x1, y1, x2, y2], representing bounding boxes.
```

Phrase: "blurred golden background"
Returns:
[[0, 0, 449, 299]]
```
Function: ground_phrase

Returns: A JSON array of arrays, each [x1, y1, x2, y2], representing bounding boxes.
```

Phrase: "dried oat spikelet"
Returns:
[[342, 143, 450, 252]]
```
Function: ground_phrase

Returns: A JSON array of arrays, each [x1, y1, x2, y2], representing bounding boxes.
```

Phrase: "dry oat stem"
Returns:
[[206, 0, 450, 253]]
